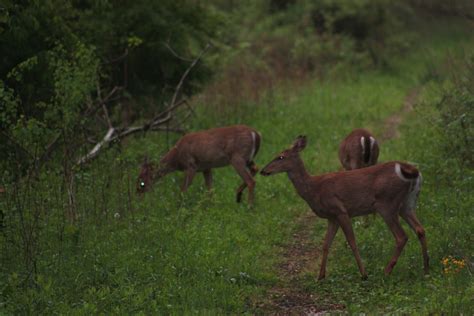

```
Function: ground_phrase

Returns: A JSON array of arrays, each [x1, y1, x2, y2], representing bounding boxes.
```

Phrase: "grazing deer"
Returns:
[[339, 128, 379, 170], [137, 125, 261, 205], [260, 136, 428, 279]]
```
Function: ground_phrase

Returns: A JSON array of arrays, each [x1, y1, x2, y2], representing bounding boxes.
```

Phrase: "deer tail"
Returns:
[[247, 130, 261, 174], [361, 136, 371, 164], [395, 163, 422, 210], [395, 163, 420, 181]]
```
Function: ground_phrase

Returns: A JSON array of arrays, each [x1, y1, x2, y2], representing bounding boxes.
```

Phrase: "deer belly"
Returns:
[[196, 158, 230, 170], [308, 202, 332, 219]]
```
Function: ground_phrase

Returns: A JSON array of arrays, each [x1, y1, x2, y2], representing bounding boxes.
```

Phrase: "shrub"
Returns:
[[435, 54, 474, 167]]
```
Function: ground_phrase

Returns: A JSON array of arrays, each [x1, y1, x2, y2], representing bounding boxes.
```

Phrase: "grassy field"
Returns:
[[1, 19, 473, 314]]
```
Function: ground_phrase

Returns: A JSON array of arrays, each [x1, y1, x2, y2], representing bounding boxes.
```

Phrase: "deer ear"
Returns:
[[292, 135, 307, 152]]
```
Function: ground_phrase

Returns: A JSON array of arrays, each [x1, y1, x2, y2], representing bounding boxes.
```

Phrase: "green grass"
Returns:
[[1, 19, 473, 314]]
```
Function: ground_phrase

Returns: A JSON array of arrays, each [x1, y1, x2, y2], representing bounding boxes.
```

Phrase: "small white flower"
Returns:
[[114, 212, 120, 219]]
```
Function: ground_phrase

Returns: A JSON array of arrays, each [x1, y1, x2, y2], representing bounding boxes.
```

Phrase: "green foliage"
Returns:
[[1, 3, 473, 314], [200, 0, 416, 115], [0, 0, 222, 181], [434, 54, 474, 167]]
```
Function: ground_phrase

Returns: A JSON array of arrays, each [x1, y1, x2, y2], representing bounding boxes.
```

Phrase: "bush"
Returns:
[[435, 54, 474, 167]]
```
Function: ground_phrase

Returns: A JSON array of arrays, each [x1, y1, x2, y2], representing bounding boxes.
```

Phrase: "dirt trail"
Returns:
[[258, 88, 420, 315], [380, 88, 420, 142]]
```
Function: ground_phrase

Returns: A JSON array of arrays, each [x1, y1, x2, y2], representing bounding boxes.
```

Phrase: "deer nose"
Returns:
[[260, 170, 270, 176]]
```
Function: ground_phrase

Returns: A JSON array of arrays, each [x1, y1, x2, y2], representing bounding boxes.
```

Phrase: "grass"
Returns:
[[1, 18, 473, 314]]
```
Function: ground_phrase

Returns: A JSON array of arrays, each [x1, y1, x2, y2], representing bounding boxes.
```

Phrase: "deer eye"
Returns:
[[278, 156, 285, 160]]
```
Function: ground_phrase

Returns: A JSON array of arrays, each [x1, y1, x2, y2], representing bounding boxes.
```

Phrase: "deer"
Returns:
[[339, 128, 379, 171], [136, 125, 261, 205], [260, 136, 428, 280]]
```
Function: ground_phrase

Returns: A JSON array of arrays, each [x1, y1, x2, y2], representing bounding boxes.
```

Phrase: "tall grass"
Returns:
[[1, 18, 473, 314]]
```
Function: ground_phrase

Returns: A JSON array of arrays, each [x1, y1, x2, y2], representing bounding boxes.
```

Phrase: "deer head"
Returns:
[[261, 135, 307, 176], [136, 149, 178, 194], [136, 157, 155, 194]]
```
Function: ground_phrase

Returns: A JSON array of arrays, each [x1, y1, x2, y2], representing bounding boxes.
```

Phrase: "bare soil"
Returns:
[[380, 88, 419, 142]]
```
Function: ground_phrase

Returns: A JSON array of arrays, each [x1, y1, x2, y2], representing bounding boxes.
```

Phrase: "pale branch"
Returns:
[[77, 127, 115, 165], [76, 102, 185, 165], [76, 44, 211, 166], [111, 114, 173, 141]]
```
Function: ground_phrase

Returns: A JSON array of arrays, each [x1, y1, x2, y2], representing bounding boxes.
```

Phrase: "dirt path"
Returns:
[[257, 88, 420, 315], [380, 88, 420, 142]]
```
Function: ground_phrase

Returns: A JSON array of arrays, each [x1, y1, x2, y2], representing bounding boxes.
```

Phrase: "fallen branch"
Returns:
[[77, 128, 115, 165], [76, 43, 211, 166]]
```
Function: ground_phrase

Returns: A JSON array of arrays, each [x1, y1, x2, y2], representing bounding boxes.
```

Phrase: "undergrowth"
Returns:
[[1, 17, 473, 314]]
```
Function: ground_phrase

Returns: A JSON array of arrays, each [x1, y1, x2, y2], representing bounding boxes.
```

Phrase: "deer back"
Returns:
[[310, 161, 420, 218], [172, 125, 260, 171]]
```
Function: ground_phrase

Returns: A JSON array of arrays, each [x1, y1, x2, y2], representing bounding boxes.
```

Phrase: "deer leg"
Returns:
[[181, 168, 196, 192], [235, 182, 246, 203], [337, 214, 367, 279], [379, 211, 408, 275], [203, 169, 213, 191], [236, 162, 258, 203], [318, 219, 339, 280], [349, 160, 358, 170], [400, 210, 429, 274], [231, 158, 256, 205]]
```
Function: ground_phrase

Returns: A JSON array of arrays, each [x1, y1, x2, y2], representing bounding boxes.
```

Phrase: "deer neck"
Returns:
[[152, 150, 175, 181], [287, 156, 312, 199]]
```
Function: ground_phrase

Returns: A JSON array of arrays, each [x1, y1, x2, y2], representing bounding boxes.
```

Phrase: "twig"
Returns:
[[97, 83, 113, 129], [163, 42, 194, 62], [76, 44, 211, 166], [34, 134, 62, 174], [170, 43, 211, 108], [1, 131, 34, 160]]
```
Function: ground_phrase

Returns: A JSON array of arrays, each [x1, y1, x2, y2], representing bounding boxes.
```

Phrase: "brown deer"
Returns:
[[260, 136, 428, 279], [137, 125, 261, 205], [339, 128, 379, 170]]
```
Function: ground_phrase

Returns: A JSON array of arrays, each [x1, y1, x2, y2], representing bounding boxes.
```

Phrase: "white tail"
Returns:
[[137, 125, 261, 205], [261, 136, 429, 279], [339, 128, 379, 170]]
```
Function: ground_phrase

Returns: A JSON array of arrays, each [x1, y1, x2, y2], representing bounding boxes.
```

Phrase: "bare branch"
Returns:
[[170, 43, 211, 108], [97, 83, 113, 129], [150, 126, 186, 133], [33, 134, 62, 174], [77, 128, 115, 165], [1, 131, 34, 160], [163, 42, 194, 62], [76, 44, 211, 166]]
